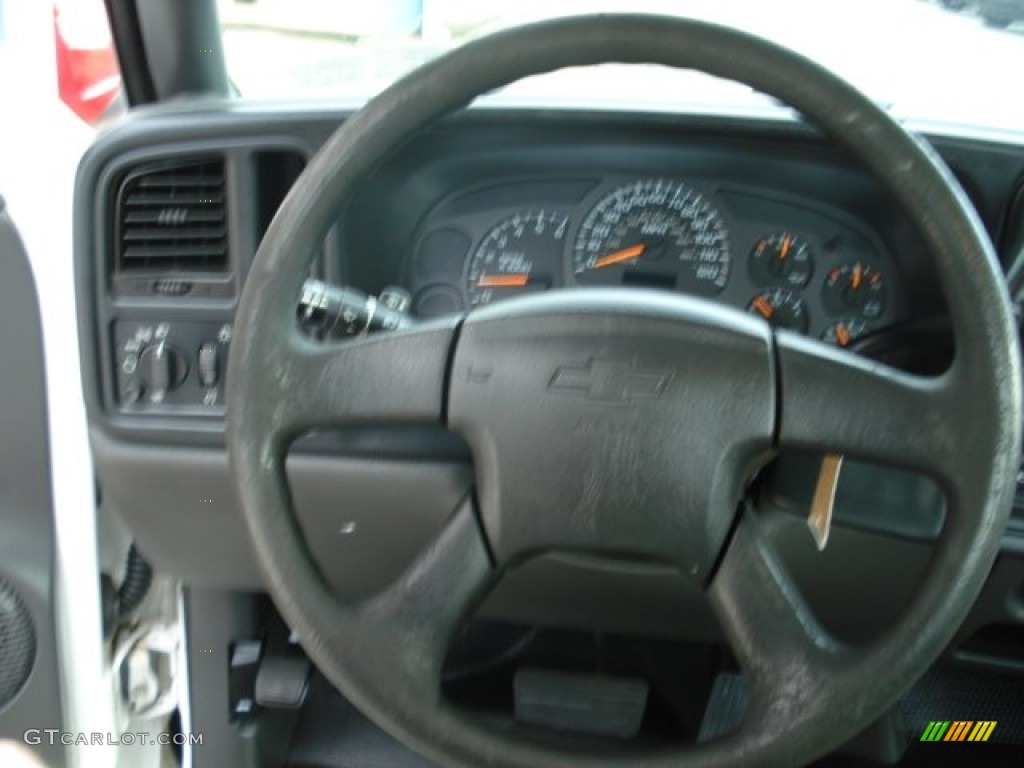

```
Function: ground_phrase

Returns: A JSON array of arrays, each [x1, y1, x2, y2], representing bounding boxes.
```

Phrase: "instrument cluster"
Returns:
[[407, 177, 901, 348]]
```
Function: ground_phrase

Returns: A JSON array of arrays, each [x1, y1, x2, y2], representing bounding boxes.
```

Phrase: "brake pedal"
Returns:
[[513, 668, 648, 739]]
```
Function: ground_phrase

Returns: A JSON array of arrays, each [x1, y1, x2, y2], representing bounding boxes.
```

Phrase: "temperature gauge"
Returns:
[[748, 288, 809, 333], [823, 262, 886, 319], [749, 232, 813, 288]]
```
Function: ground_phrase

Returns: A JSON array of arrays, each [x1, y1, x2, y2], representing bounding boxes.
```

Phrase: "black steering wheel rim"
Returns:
[[227, 15, 1021, 767]]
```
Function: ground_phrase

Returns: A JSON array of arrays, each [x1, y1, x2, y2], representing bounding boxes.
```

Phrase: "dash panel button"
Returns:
[[198, 342, 220, 388]]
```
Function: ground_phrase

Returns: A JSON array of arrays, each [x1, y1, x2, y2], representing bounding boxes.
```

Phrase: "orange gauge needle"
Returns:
[[752, 296, 774, 319], [836, 324, 850, 347], [593, 243, 646, 269], [851, 263, 863, 290], [780, 235, 792, 260], [476, 274, 529, 288]]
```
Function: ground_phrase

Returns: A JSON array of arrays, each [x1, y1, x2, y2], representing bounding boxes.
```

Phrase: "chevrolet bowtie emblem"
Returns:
[[549, 359, 672, 402]]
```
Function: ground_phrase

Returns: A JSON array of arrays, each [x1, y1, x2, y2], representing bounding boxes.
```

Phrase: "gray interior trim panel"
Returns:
[[0, 199, 66, 766]]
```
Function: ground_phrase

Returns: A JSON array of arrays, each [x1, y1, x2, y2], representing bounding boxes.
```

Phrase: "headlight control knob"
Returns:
[[138, 341, 188, 403]]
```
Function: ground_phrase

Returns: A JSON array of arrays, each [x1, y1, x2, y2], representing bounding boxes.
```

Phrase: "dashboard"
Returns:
[[73, 104, 1024, 652]]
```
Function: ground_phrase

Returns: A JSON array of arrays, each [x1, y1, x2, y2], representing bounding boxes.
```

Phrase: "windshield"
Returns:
[[219, 0, 1024, 133]]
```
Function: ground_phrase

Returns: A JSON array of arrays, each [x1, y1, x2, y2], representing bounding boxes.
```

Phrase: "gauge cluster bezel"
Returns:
[[406, 173, 905, 346]]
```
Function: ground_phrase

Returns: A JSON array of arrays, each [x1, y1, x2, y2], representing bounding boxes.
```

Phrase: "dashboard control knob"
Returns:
[[138, 341, 187, 403]]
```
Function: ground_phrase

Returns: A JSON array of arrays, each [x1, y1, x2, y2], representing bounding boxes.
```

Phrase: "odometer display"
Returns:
[[571, 179, 731, 297]]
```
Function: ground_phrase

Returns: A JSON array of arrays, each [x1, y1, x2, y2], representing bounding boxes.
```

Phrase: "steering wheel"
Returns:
[[227, 15, 1021, 767]]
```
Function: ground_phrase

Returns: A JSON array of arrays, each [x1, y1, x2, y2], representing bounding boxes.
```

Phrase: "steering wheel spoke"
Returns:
[[271, 319, 460, 438], [776, 333, 961, 482], [358, 496, 495, 659], [340, 497, 497, 702], [709, 510, 843, 717]]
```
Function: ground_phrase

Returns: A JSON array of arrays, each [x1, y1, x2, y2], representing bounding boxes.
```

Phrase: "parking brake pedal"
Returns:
[[513, 668, 648, 739]]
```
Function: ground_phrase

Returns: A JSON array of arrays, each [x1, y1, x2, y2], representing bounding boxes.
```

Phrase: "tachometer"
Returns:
[[571, 180, 731, 296], [466, 210, 568, 306]]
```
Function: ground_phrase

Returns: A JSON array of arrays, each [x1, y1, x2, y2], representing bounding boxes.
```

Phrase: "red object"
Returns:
[[54, 1, 122, 124]]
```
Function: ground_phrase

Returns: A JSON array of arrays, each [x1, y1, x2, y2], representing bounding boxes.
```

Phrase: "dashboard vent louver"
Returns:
[[115, 157, 227, 272]]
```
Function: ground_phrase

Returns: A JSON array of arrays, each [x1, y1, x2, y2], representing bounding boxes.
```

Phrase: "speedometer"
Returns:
[[571, 179, 731, 297]]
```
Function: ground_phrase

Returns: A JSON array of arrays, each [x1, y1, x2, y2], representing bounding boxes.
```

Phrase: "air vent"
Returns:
[[115, 157, 228, 273]]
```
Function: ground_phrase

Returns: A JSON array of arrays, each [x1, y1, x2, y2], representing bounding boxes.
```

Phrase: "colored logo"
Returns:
[[920, 721, 996, 742]]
